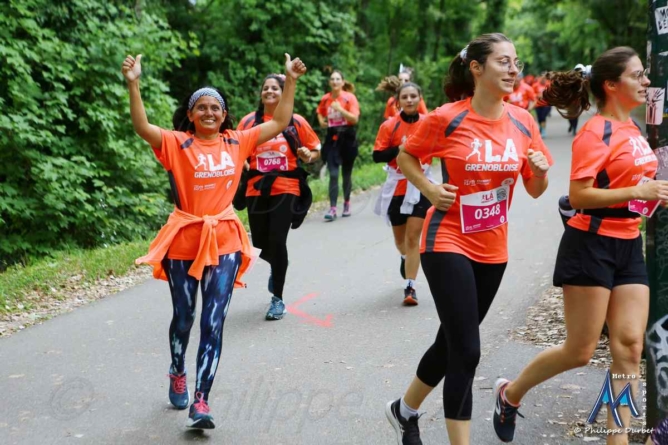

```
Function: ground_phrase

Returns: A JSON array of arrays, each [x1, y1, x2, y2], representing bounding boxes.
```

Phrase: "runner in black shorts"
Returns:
[[373, 82, 432, 305], [493, 47, 668, 444]]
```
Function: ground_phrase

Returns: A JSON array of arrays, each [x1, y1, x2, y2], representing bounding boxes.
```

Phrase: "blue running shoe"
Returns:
[[186, 392, 215, 429], [168, 369, 189, 410], [266, 296, 287, 320], [493, 378, 524, 442]]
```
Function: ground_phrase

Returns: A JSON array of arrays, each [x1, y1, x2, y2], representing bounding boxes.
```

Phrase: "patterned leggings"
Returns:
[[162, 252, 241, 401]]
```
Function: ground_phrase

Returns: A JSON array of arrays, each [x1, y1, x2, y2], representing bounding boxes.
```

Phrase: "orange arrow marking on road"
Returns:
[[285, 293, 333, 328]]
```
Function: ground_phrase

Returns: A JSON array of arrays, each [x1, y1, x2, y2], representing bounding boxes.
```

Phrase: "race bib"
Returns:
[[460, 186, 509, 234], [257, 151, 288, 173], [328, 107, 347, 127], [628, 176, 660, 217]]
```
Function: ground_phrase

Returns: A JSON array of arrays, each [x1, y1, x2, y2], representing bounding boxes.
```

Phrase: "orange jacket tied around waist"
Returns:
[[135, 206, 252, 287]]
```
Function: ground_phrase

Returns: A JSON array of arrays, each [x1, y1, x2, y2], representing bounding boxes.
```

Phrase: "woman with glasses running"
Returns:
[[493, 47, 664, 445], [384, 33, 552, 445]]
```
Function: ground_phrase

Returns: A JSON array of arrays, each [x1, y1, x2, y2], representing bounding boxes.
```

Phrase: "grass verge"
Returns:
[[0, 162, 387, 317]]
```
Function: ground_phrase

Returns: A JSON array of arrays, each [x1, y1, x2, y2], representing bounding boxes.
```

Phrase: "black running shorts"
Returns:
[[553, 225, 648, 290]]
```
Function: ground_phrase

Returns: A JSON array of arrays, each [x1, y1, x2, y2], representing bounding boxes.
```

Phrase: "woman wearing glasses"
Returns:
[[493, 47, 664, 445], [384, 33, 552, 445]]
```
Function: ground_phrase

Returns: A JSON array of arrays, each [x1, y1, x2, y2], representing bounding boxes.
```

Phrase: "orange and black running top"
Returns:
[[237, 113, 320, 197], [152, 127, 261, 260], [403, 98, 553, 263], [373, 112, 428, 196], [567, 115, 657, 239], [384, 96, 429, 119], [317, 91, 360, 127]]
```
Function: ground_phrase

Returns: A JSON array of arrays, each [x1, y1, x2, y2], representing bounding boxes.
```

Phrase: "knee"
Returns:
[[451, 345, 481, 373], [564, 342, 597, 368], [405, 233, 420, 250], [610, 335, 644, 366], [174, 314, 195, 334]]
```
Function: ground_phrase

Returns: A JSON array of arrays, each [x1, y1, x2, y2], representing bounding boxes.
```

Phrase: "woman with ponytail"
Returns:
[[124, 53, 307, 430], [317, 70, 360, 220], [493, 47, 666, 445], [237, 74, 321, 321], [385, 33, 552, 445], [378, 68, 428, 120]]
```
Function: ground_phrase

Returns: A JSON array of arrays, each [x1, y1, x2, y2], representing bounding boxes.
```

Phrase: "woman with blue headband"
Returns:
[[123, 53, 306, 430]]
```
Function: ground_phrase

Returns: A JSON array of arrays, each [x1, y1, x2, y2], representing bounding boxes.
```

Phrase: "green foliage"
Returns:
[[0, 0, 186, 266]]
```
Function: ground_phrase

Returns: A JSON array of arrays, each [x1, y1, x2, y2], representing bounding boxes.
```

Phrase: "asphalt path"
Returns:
[[0, 113, 629, 444]]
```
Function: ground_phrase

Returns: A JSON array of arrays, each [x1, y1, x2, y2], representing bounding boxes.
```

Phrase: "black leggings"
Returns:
[[328, 160, 354, 207], [416, 252, 507, 420], [247, 194, 296, 299]]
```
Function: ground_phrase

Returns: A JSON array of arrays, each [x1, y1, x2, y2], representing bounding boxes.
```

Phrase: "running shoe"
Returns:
[[493, 378, 524, 442], [168, 369, 190, 410], [342, 201, 351, 217], [186, 392, 215, 429], [403, 287, 418, 306], [400, 257, 406, 279], [266, 296, 287, 320], [324, 207, 337, 221], [385, 399, 423, 445]]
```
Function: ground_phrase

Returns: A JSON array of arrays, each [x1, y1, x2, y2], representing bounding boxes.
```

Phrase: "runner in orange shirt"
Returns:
[[381, 67, 428, 119], [373, 82, 432, 305], [384, 33, 553, 445], [532, 75, 551, 136], [493, 47, 667, 444], [504, 74, 536, 111], [317, 70, 360, 220], [237, 73, 321, 321], [123, 53, 307, 429]]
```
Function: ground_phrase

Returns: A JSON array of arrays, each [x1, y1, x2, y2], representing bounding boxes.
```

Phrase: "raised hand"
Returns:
[[285, 53, 307, 80], [122, 54, 142, 83], [527, 149, 549, 177]]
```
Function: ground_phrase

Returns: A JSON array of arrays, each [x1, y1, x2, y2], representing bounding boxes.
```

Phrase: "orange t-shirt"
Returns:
[[373, 113, 427, 196], [384, 96, 429, 119], [505, 82, 537, 109], [403, 98, 554, 263], [317, 91, 360, 127], [152, 127, 261, 260], [567, 115, 657, 239], [237, 113, 320, 197], [533, 81, 550, 107]]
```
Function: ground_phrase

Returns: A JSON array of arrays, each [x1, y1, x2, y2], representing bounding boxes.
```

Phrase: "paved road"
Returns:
[[0, 114, 630, 444]]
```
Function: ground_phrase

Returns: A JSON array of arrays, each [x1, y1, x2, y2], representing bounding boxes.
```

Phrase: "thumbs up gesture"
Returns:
[[285, 53, 307, 80], [527, 149, 549, 177], [121, 54, 143, 83]]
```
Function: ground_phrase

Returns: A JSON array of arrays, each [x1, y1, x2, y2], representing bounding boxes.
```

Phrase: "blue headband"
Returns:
[[188, 87, 226, 111]]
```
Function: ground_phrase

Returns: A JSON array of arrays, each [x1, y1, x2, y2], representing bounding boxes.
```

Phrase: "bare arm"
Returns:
[[317, 113, 327, 128], [256, 54, 306, 146], [569, 178, 668, 209], [522, 175, 548, 199], [397, 149, 458, 211], [122, 55, 162, 147]]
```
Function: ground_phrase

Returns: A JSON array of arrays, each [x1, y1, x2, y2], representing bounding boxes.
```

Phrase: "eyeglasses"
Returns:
[[630, 68, 650, 81], [499, 58, 525, 74]]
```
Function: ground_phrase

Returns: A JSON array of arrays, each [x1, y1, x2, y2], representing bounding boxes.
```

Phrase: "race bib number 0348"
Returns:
[[459, 186, 509, 234]]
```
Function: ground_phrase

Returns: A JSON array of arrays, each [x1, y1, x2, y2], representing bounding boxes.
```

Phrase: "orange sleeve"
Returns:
[[294, 115, 321, 150], [373, 119, 394, 151], [237, 113, 256, 131], [384, 97, 397, 119], [403, 111, 447, 161], [317, 95, 328, 117], [526, 85, 537, 102], [418, 98, 428, 114], [345, 93, 360, 118], [153, 129, 183, 171], [230, 126, 261, 162], [570, 130, 609, 181]]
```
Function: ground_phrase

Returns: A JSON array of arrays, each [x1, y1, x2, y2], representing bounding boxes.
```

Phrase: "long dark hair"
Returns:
[[444, 33, 512, 102], [172, 87, 234, 132], [255, 74, 286, 124], [543, 46, 639, 119]]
